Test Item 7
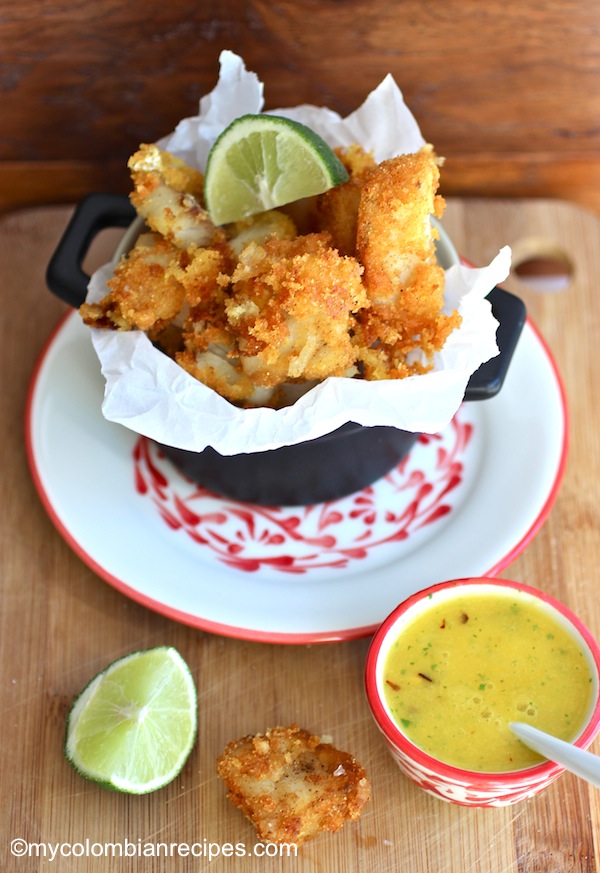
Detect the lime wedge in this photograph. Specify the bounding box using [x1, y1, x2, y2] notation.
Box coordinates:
[204, 113, 349, 225]
[64, 646, 197, 794]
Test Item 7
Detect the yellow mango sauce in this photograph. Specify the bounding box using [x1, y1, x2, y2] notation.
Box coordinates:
[383, 592, 593, 771]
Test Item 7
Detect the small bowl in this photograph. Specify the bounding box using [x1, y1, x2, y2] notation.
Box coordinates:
[46, 194, 526, 506]
[365, 577, 600, 806]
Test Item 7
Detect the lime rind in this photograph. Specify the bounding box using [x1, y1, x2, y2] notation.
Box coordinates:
[204, 113, 349, 225]
[64, 646, 198, 794]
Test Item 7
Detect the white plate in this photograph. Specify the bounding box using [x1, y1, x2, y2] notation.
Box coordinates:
[26, 312, 567, 643]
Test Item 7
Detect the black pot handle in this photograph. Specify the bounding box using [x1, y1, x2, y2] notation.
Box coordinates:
[46, 193, 136, 309]
[464, 285, 527, 401]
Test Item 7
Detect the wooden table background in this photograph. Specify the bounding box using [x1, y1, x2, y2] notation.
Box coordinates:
[2, 0, 600, 215]
[1, 196, 600, 872]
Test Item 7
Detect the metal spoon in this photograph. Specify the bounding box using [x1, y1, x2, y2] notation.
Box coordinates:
[510, 722, 600, 788]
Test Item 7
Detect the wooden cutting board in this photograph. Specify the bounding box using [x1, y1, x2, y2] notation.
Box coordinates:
[1, 197, 600, 872]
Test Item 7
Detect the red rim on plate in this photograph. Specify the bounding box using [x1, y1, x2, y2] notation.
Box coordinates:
[24, 312, 569, 644]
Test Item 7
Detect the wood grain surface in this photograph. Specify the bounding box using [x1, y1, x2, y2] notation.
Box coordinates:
[1, 197, 600, 871]
[2, 1, 600, 213]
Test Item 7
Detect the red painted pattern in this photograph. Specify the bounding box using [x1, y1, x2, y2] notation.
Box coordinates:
[133, 414, 473, 574]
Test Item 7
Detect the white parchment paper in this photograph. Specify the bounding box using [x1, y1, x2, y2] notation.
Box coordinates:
[86, 50, 511, 455]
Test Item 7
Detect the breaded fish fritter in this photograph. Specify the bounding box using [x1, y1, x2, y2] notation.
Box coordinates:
[226, 209, 298, 257]
[79, 233, 188, 334]
[176, 233, 368, 405]
[356, 145, 444, 308]
[314, 144, 377, 257]
[216, 725, 371, 846]
[128, 144, 222, 250]
[226, 234, 367, 382]
[353, 146, 460, 378]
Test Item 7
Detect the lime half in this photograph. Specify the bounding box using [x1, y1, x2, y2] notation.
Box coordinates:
[204, 113, 349, 225]
[65, 646, 198, 794]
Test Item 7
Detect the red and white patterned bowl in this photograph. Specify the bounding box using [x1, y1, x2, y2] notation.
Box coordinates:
[365, 577, 600, 806]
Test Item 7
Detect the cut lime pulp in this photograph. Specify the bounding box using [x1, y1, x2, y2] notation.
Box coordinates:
[64, 646, 198, 794]
[204, 113, 349, 225]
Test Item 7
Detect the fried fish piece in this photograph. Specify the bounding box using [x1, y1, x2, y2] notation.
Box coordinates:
[216, 725, 371, 846]
[176, 233, 367, 406]
[356, 145, 445, 307]
[225, 234, 367, 384]
[314, 144, 376, 257]
[128, 143, 222, 250]
[226, 209, 298, 257]
[174, 244, 279, 407]
[176, 332, 279, 408]
[79, 233, 188, 334]
[353, 146, 460, 378]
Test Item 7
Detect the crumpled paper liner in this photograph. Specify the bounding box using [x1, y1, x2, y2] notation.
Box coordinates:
[86, 49, 511, 455]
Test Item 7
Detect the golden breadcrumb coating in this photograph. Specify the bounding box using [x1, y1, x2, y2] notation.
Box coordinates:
[175, 233, 367, 405]
[353, 146, 460, 378]
[314, 144, 376, 257]
[128, 144, 223, 250]
[226, 234, 367, 380]
[79, 233, 188, 334]
[216, 725, 371, 846]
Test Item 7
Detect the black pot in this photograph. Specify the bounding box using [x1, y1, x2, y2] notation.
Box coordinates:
[47, 193, 526, 505]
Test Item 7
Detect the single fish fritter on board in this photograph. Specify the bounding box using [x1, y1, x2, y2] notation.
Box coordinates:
[216, 725, 371, 846]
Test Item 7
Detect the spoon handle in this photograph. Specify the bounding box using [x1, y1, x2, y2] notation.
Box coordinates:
[510, 722, 600, 789]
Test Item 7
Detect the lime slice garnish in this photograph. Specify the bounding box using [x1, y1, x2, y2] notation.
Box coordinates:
[204, 113, 349, 225]
[64, 646, 197, 794]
